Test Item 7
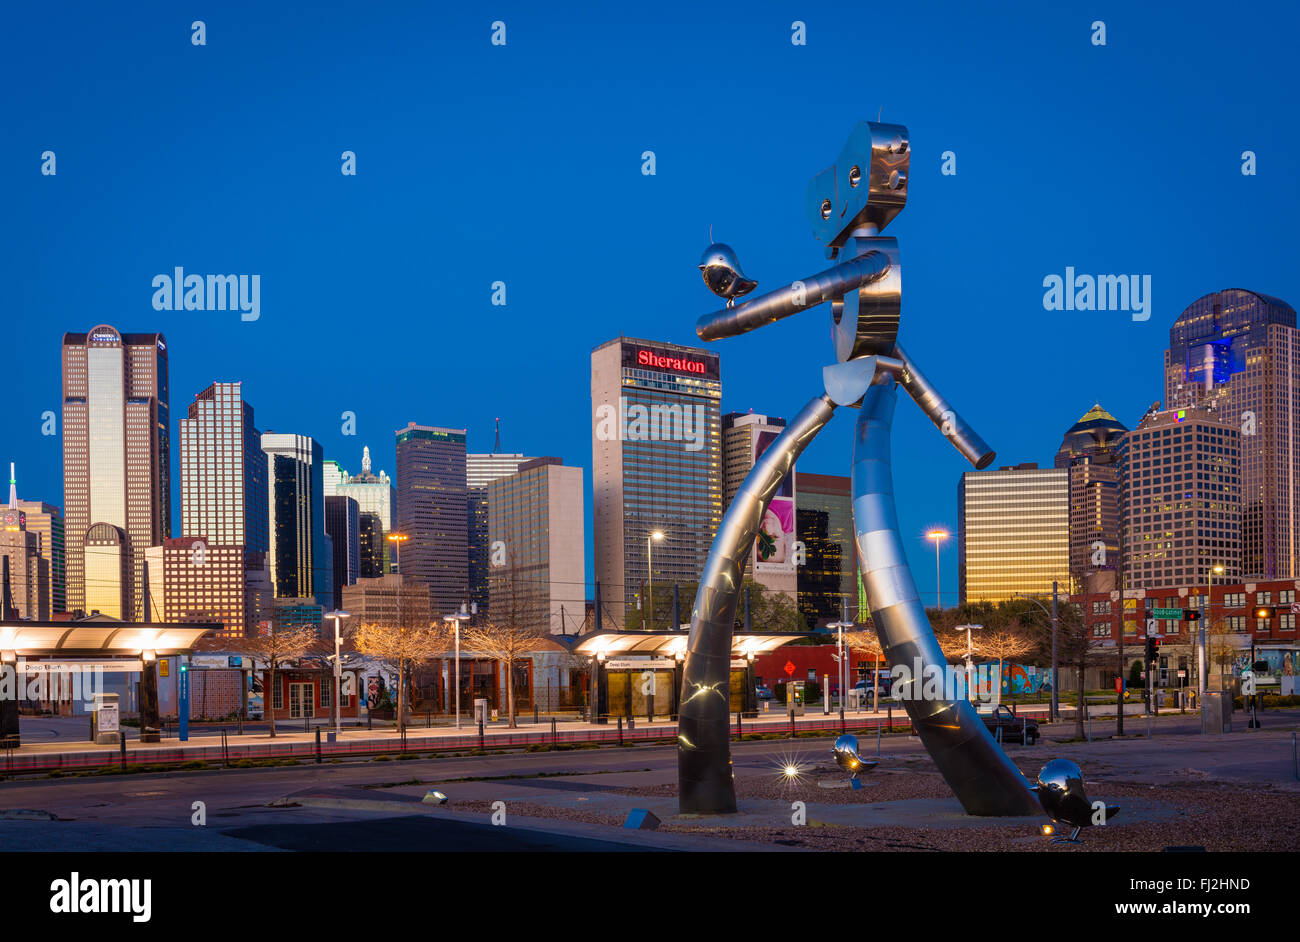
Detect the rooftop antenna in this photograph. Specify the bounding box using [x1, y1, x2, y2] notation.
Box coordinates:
[494, 417, 501, 453]
[7, 463, 15, 510]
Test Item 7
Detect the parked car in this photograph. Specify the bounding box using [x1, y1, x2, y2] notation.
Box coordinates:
[853, 678, 891, 698]
[755, 685, 774, 701]
[977, 704, 1039, 745]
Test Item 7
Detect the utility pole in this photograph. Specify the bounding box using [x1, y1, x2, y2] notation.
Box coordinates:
[1050, 581, 1059, 723]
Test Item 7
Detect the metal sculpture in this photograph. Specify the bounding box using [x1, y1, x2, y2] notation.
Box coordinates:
[678, 120, 1044, 816]
[1034, 758, 1119, 843]
[832, 734, 878, 788]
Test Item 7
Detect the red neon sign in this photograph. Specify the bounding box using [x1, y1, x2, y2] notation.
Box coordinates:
[636, 348, 706, 375]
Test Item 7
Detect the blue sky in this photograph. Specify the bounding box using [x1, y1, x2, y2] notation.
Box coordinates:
[4, 0, 1297, 607]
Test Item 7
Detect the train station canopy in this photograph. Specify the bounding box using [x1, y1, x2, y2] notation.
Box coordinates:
[0, 621, 218, 658]
[573, 630, 807, 660]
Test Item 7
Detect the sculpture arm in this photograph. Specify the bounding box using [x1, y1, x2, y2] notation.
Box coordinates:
[892, 343, 995, 470]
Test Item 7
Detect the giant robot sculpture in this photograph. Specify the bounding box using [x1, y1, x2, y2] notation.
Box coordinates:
[677, 121, 1043, 817]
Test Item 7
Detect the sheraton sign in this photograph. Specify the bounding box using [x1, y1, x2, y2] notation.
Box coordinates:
[622, 345, 718, 380]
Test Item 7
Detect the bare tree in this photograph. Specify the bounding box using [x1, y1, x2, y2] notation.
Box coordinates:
[843, 622, 885, 712]
[226, 627, 320, 738]
[353, 584, 443, 736]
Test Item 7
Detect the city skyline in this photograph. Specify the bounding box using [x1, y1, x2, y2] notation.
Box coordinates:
[6, 4, 1299, 611]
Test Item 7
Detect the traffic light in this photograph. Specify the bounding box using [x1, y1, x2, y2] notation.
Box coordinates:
[1144, 636, 1162, 662]
[1183, 609, 1200, 621]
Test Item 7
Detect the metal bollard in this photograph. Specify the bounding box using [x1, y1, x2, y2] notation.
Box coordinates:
[839, 707, 845, 734]
[789, 710, 795, 740]
[315, 727, 322, 763]
[478, 720, 485, 751]
[534, 706, 539, 725]
[617, 716, 623, 746]
[876, 720, 882, 756]
[426, 710, 431, 729]
[551, 716, 557, 746]
[736, 711, 742, 740]
[1293, 732, 1298, 781]
[120, 730, 127, 771]
[368, 710, 373, 730]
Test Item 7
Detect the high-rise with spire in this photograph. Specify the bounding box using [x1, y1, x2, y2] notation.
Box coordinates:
[1055, 403, 1128, 592]
[0, 464, 51, 620]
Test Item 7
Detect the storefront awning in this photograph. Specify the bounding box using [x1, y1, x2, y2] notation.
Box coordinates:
[573, 630, 808, 659]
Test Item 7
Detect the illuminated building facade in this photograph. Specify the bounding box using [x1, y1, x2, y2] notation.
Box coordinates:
[591, 337, 721, 627]
[958, 463, 1069, 603]
[1164, 289, 1299, 578]
[179, 382, 270, 636]
[262, 433, 333, 610]
[61, 326, 170, 621]
[1055, 403, 1127, 593]
[324, 446, 397, 572]
[795, 472, 856, 628]
[1118, 404, 1242, 589]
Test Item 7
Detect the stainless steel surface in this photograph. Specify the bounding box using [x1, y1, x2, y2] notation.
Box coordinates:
[696, 251, 890, 342]
[678, 394, 837, 814]
[852, 380, 1041, 816]
[698, 243, 757, 304]
[832, 733, 878, 778]
[831, 237, 901, 360]
[805, 122, 909, 252]
[1035, 758, 1119, 839]
[822, 355, 904, 407]
[893, 344, 996, 470]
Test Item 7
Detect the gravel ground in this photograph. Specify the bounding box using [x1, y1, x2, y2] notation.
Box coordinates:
[442, 755, 1300, 852]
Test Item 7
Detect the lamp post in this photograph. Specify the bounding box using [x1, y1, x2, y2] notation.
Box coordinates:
[647, 530, 665, 630]
[1201, 563, 1224, 702]
[1014, 585, 1059, 721]
[386, 531, 408, 575]
[827, 608, 854, 711]
[325, 610, 350, 736]
[956, 624, 983, 701]
[926, 529, 949, 610]
[444, 611, 471, 729]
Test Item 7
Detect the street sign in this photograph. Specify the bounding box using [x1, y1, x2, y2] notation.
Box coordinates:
[784, 660, 796, 677]
[1291, 602, 1300, 615]
[1152, 608, 1184, 619]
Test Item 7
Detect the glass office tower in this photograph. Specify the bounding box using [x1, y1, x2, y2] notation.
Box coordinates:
[262, 433, 333, 610]
[395, 423, 467, 616]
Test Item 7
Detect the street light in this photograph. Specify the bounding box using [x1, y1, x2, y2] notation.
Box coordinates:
[647, 530, 665, 631]
[325, 609, 350, 736]
[925, 529, 949, 610]
[955, 623, 983, 701]
[386, 531, 408, 574]
[1014, 584, 1060, 722]
[444, 609, 471, 729]
[827, 611, 855, 712]
[1201, 563, 1225, 705]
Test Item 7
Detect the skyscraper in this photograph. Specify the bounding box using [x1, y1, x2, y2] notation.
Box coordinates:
[1117, 403, 1242, 589]
[178, 382, 270, 636]
[1055, 403, 1128, 593]
[1164, 289, 1299, 578]
[467, 450, 532, 615]
[12, 465, 65, 616]
[722, 412, 796, 600]
[395, 422, 467, 616]
[1, 477, 50, 621]
[324, 445, 397, 571]
[262, 433, 333, 610]
[591, 337, 721, 627]
[487, 457, 585, 635]
[796, 472, 856, 628]
[358, 512, 384, 578]
[958, 463, 1069, 603]
[325, 495, 360, 610]
[62, 326, 170, 621]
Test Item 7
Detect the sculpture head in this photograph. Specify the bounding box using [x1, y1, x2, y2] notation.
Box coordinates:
[805, 121, 910, 257]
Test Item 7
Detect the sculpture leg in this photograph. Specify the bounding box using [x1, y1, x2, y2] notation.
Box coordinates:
[853, 379, 1040, 816]
[678, 394, 837, 814]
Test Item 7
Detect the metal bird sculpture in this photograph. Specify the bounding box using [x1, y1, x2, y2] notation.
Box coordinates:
[1033, 758, 1119, 843]
[698, 242, 757, 307]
